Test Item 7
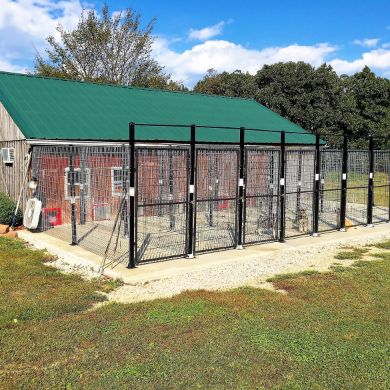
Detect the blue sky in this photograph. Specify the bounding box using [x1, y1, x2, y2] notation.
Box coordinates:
[1, 0, 390, 86]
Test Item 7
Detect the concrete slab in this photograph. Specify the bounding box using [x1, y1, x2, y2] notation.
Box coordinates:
[19, 222, 390, 286]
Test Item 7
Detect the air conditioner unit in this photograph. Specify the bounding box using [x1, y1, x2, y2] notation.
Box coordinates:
[1, 147, 15, 164]
[92, 203, 111, 221]
[24, 198, 42, 230]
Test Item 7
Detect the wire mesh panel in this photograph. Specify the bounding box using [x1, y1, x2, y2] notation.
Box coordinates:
[284, 149, 315, 237]
[318, 150, 343, 232]
[373, 150, 390, 223]
[195, 147, 238, 252]
[136, 147, 189, 262]
[31, 145, 129, 267]
[347, 151, 369, 226]
[244, 148, 279, 244]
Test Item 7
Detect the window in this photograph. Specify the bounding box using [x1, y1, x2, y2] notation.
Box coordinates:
[64, 167, 90, 199]
[111, 167, 127, 196]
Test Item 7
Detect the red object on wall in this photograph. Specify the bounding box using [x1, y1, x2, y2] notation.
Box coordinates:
[42, 207, 63, 226]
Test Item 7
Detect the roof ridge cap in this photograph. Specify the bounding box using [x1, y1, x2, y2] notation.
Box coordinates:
[0, 71, 254, 102]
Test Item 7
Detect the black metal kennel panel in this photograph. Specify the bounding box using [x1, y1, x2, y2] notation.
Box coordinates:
[346, 151, 369, 226]
[135, 147, 189, 262]
[284, 149, 315, 237]
[195, 148, 239, 252]
[373, 150, 390, 223]
[318, 150, 343, 232]
[31, 145, 130, 265]
[244, 148, 280, 244]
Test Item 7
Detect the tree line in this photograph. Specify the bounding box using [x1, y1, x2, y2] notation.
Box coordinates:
[35, 5, 389, 148]
[194, 65, 390, 148]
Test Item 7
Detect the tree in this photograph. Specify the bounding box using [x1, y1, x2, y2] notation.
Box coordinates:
[35, 4, 184, 90]
[195, 63, 390, 148]
[193, 69, 257, 98]
[255, 62, 345, 144]
[344, 67, 390, 148]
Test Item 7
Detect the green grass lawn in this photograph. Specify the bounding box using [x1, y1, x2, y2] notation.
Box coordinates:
[324, 171, 389, 206]
[1, 237, 390, 389]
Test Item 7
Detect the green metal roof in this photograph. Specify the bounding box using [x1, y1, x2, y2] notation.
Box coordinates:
[0, 71, 316, 144]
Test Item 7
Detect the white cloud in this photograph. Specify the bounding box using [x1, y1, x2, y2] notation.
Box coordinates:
[188, 20, 230, 41]
[352, 38, 379, 48]
[153, 38, 337, 85]
[0, 0, 88, 73]
[0, 58, 28, 73]
[330, 48, 390, 74]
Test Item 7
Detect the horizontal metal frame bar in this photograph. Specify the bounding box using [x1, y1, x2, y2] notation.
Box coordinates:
[196, 197, 237, 202]
[320, 188, 342, 193]
[346, 185, 372, 190]
[137, 200, 187, 207]
[285, 190, 315, 195]
[135, 139, 316, 147]
[245, 194, 279, 199]
[285, 230, 314, 238]
[133, 122, 315, 136]
[137, 252, 188, 264]
[195, 244, 236, 254]
[243, 238, 279, 246]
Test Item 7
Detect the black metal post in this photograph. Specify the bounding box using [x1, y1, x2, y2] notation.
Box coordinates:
[69, 147, 77, 245]
[279, 131, 286, 242]
[168, 149, 175, 229]
[312, 134, 321, 236]
[367, 135, 374, 226]
[158, 152, 163, 217]
[187, 124, 196, 258]
[79, 148, 86, 225]
[122, 145, 129, 236]
[339, 134, 348, 231]
[208, 154, 213, 227]
[128, 122, 136, 268]
[295, 151, 302, 223]
[269, 153, 275, 230]
[237, 126, 245, 249]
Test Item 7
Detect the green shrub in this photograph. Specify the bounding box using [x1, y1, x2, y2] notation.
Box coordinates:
[0, 192, 23, 226]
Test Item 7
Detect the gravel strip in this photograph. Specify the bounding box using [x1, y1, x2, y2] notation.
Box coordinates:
[107, 228, 390, 303]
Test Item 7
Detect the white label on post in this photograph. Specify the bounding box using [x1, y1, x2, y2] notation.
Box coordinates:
[239, 178, 244, 187]
[280, 178, 285, 186]
[369, 172, 373, 179]
[342, 173, 347, 180]
[129, 187, 135, 197]
[71, 196, 76, 204]
[298, 181, 302, 187]
[315, 173, 320, 181]
[189, 184, 195, 194]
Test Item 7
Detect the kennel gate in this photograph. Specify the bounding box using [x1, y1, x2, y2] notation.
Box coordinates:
[28, 127, 390, 268]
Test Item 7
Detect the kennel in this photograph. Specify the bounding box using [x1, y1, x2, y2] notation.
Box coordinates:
[0, 72, 389, 270]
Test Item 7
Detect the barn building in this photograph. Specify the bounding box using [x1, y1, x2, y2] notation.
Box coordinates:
[0, 71, 388, 268]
